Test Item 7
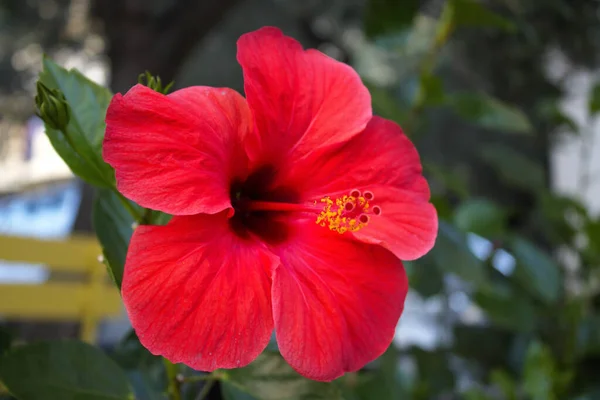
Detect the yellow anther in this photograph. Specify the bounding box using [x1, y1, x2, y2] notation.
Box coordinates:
[315, 191, 379, 234]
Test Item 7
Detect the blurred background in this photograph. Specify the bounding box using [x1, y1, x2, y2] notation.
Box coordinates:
[1, 0, 600, 399]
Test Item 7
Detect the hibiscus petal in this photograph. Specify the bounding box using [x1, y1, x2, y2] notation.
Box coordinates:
[352, 185, 438, 260]
[104, 84, 251, 216]
[272, 223, 407, 381]
[122, 212, 277, 371]
[236, 27, 371, 165]
[282, 116, 437, 260]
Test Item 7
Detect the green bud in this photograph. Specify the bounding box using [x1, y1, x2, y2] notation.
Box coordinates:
[35, 81, 71, 131]
[138, 71, 174, 94]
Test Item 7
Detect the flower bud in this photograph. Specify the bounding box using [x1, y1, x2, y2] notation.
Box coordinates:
[138, 71, 174, 94]
[35, 81, 71, 131]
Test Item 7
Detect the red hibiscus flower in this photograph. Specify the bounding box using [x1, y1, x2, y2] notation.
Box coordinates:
[103, 26, 437, 381]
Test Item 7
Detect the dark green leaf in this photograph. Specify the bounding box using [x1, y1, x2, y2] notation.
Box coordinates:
[510, 237, 561, 305]
[353, 345, 405, 400]
[448, 0, 516, 32]
[454, 198, 506, 237]
[453, 325, 513, 366]
[447, 92, 533, 134]
[38, 58, 114, 188]
[589, 82, 600, 115]
[0, 340, 133, 400]
[0, 327, 12, 357]
[407, 258, 444, 298]
[431, 221, 487, 285]
[474, 283, 536, 332]
[537, 99, 578, 133]
[480, 144, 546, 191]
[423, 163, 469, 200]
[223, 351, 343, 400]
[111, 331, 166, 400]
[364, 0, 420, 37]
[366, 82, 408, 126]
[523, 341, 556, 400]
[419, 73, 446, 106]
[576, 316, 600, 357]
[221, 382, 257, 400]
[93, 189, 140, 288]
[411, 348, 455, 393]
[490, 370, 517, 400]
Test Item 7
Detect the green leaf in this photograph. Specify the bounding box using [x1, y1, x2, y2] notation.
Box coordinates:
[0, 327, 12, 357]
[364, 0, 420, 37]
[480, 144, 546, 191]
[222, 351, 343, 400]
[38, 58, 115, 188]
[411, 348, 455, 394]
[447, 0, 516, 32]
[589, 81, 600, 115]
[510, 237, 561, 305]
[353, 345, 405, 400]
[365, 82, 408, 126]
[419, 73, 446, 106]
[111, 331, 166, 400]
[474, 283, 536, 332]
[431, 221, 487, 285]
[490, 370, 518, 400]
[0, 340, 133, 400]
[407, 258, 444, 298]
[523, 341, 556, 400]
[93, 189, 140, 288]
[423, 163, 469, 200]
[576, 316, 600, 357]
[453, 325, 513, 366]
[454, 198, 506, 237]
[447, 92, 533, 134]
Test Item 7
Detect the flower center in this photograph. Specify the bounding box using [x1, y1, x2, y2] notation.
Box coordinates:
[233, 188, 381, 235]
[229, 166, 381, 242]
[316, 189, 381, 234]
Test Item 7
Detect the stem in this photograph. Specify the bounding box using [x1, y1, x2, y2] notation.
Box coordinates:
[164, 358, 181, 400]
[182, 374, 219, 383]
[115, 191, 143, 221]
[405, 3, 455, 133]
[195, 379, 216, 400]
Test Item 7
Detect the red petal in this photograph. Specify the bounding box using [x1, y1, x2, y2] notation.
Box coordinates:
[237, 27, 371, 165]
[282, 116, 438, 260]
[104, 84, 251, 216]
[121, 212, 277, 371]
[353, 185, 438, 260]
[272, 222, 407, 381]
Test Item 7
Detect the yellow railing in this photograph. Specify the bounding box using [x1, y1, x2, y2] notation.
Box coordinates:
[0, 235, 122, 343]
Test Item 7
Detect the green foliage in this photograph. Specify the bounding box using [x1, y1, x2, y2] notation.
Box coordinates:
[445, 0, 516, 32]
[454, 198, 506, 238]
[588, 81, 600, 115]
[0, 328, 11, 358]
[16, 0, 600, 398]
[480, 144, 546, 191]
[431, 221, 487, 285]
[364, 0, 419, 37]
[221, 351, 343, 400]
[93, 189, 140, 288]
[510, 237, 561, 305]
[447, 92, 533, 134]
[38, 58, 115, 188]
[0, 340, 133, 400]
[138, 71, 174, 95]
[474, 283, 537, 332]
[111, 331, 167, 400]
